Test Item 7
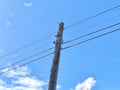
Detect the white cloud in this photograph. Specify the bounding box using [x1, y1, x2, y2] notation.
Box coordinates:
[2, 66, 31, 78]
[12, 77, 47, 88]
[0, 79, 6, 86]
[0, 66, 47, 90]
[57, 85, 62, 90]
[72, 77, 96, 90]
[6, 21, 12, 27]
[24, 2, 32, 7]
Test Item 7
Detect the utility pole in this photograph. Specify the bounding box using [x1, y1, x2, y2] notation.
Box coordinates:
[48, 22, 64, 90]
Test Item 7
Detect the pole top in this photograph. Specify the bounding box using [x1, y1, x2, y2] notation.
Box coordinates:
[59, 22, 64, 26]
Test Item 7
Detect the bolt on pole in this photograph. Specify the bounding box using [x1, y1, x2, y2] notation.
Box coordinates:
[48, 22, 64, 90]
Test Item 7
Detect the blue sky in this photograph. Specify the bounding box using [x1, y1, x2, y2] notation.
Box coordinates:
[0, 0, 120, 90]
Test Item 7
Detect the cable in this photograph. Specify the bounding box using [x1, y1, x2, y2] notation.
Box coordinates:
[64, 4, 120, 29]
[63, 22, 120, 44]
[0, 47, 54, 71]
[0, 31, 57, 59]
[1, 28, 120, 75]
[1, 4, 120, 59]
[0, 52, 54, 75]
[86, 14, 120, 28]
[62, 28, 120, 50]
[2, 4, 120, 59]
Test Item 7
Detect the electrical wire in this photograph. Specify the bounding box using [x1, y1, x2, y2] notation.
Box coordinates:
[1, 4, 120, 74]
[0, 31, 57, 59]
[2, 4, 120, 59]
[0, 52, 54, 75]
[64, 4, 120, 29]
[63, 22, 120, 44]
[0, 47, 54, 71]
[1, 28, 120, 75]
[62, 28, 120, 50]
[86, 14, 120, 28]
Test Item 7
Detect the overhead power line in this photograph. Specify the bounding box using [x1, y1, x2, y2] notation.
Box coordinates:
[1, 28, 120, 75]
[1, 4, 120, 59]
[0, 47, 54, 71]
[63, 22, 120, 44]
[0, 52, 54, 75]
[0, 32, 56, 59]
[62, 28, 120, 50]
[1, 3, 120, 75]
[64, 4, 120, 29]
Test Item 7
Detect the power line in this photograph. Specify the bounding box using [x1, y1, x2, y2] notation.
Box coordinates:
[0, 32, 56, 59]
[0, 47, 54, 71]
[63, 22, 120, 44]
[0, 52, 54, 75]
[1, 28, 120, 75]
[62, 28, 120, 50]
[1, 4, 120, 59]
[1, 6, 120, 74]
[64, 4, 120, 29]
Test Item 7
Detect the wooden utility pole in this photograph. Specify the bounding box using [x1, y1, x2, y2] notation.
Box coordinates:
[48, 22, 64, 90]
